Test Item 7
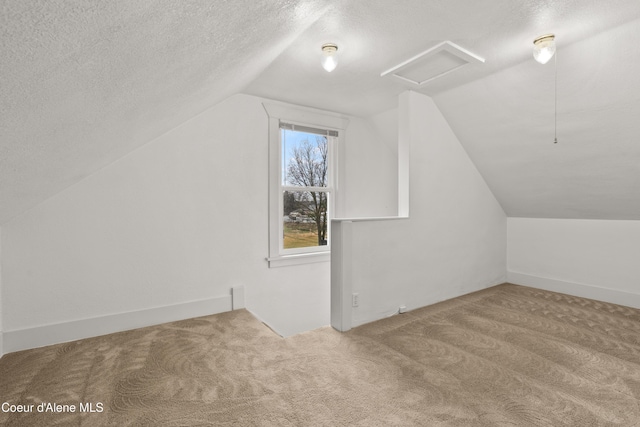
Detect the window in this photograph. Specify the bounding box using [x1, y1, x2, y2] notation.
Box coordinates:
[281, 124, 335, 251]
[264, 102, 348, 268]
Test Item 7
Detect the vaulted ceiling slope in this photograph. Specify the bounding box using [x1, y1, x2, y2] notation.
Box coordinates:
[0, 0, 333, 224]
[434, 17, 640, 220]
[2, 1, 639, 224]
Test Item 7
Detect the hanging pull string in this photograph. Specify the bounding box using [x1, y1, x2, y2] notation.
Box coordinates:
[554, 50, 558, 144]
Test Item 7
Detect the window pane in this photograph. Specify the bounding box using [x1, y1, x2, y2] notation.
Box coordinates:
[283, 191, 329, 249]
[282, 129, 328, 187]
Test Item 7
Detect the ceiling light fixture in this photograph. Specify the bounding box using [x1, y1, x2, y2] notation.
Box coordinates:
[533, 34, 556, 64]
[533, 34, 558, 143]
[321, 43, 338, 72]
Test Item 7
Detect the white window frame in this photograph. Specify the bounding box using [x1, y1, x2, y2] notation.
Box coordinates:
[280, 123, 335, 257]
[263, 102, 349, 268]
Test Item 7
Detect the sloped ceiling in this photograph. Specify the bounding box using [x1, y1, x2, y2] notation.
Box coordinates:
[2, 0, 640, 224]
[435, 19, 640, 220]
[0, 0, 332, 224]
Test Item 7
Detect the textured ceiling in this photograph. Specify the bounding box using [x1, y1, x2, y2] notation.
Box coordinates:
[435, 18, 640, 220]
[2, 0, 640, 223]
[0, 0, 331, 224]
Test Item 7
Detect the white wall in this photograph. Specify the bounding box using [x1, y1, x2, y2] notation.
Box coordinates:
[508, 218, 640, 307]
[342, 109, 398, 217]
[334, 91, 507, 328]
[0, 230, 3, 358]
[0, 93, 396, 353]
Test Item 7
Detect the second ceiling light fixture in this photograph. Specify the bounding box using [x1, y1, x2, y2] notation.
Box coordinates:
[533, 34, 558, 144]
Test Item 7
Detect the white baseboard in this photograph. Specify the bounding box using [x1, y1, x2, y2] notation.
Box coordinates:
[507, 272, 640, 310]
[350, 277, 505, 329]
[3, 295, 232, 355]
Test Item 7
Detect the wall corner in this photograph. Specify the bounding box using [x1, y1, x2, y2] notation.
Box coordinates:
[330, 220, 353, 332]
[397, 91, 412, 217]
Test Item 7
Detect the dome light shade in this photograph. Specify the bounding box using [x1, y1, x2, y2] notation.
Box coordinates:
[533, 34, 556, 64]
[321, 43, 338, 72]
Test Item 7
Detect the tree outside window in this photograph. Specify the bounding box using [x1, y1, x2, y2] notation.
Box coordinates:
[282, 130, 330, 249]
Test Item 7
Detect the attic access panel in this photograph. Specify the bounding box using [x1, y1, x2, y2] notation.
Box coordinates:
[381, 41, 485, 85]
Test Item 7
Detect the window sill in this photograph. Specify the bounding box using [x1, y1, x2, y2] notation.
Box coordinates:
[266, 251, 330, 268]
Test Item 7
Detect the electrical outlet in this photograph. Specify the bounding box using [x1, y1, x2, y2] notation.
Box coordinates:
[352, 293, 359, 307]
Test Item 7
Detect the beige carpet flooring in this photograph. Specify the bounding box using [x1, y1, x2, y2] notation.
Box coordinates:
[1, 283, 640, 426]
